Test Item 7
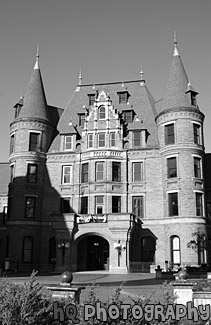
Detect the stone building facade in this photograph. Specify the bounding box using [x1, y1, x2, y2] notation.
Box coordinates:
[0, 38, 210, 273]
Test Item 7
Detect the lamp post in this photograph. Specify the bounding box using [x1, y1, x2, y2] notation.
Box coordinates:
[58, 240, 69, 266]
[114, 240, 126, 267]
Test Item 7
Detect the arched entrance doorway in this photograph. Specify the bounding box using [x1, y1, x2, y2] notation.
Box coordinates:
[77, 235, 109, 271]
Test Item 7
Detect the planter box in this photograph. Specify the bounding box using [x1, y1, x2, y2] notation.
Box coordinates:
[193, 291, 211, 307]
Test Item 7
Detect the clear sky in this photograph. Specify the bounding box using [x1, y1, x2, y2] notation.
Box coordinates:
[0, 0, 210, 161]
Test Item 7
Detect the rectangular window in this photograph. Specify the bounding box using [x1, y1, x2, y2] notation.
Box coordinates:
[60, 197, 72, 213]
[80, 197, 88, 214]
[3, 206, 8, 225]
[10, 165, 14, 183]
[191, 94, 197, 106]
[88, 134, 93, 148]
[27, 164, 38, 183]
[165, 124, 175, 145]
[112, 162, 121, 182]
[62, 166, 72, 184]
[25, 197, 36, 218]
[64, 135, 72, 150]
[96, 162, 104, 181]
[10, 134, 15, 154]
[81, 163, 88, 183]
[194, 157, 201, 178]
[123, 110, 133, 123]
[196, 193, 203, 216]
[167, 157, 177, 178]
[132, 196, 144, 218]
[110, 132, 116, 147]
[112, 196, 121, 213]
[88, 94, 95, 106]
[95, 196, 104, 214]
[133, 162, 143, 182]
[29, 133, 40, 151]
[78, 114, 85, 128]
[193, 124, 201, 145]
[98, 133, 105, 147]
[23, 237, 33, 263]
[133, 131, 141, 147]
[169, 192, 178, 216]
[118, 92, 128, 104]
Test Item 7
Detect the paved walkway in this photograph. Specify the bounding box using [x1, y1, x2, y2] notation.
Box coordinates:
[7, 271, 170, 302]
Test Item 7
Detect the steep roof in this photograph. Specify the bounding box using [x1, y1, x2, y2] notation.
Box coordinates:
[156, 39, 198, 114]
[49, 79, 159, 152]
[18, 53, 50, 122]
[0, 163, 10, 194]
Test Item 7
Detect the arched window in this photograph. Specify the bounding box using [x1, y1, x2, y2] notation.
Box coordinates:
[49, 237, 56, 264]
[99, 106, 105, 120]
[171, 236, 180, 265]
[141, 236, 155, 262]
[22, 236, 33, 263]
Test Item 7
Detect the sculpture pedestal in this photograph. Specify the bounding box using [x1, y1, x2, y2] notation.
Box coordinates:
[47, 285, 85, 303]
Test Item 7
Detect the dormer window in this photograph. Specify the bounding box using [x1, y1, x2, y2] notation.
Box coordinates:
[78, 114, 85, 127]
[64, 135, 73, 150]
[99, 106, 106, 120]
[88, 94, 95, 106]
[122, 110, 133, 123]
[191, 93, 197, 107]
[117, 91, 129, 104]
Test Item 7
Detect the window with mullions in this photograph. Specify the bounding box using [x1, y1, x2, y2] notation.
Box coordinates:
[133, 131, 141, 147]
[25, 197, 36, 218]
[118, 92, 129, 104]
[96, 162, 104, 181]
[99, 106, 106, 119]
[171, 236, 181, 265]
[29, 132, 40, 151]
[22, 236, 33, 263]
[88, 134, 94, 148]
[62, 166, 72, 184]
[167, 157, 177, 178]
[88, 94, 95, 106]
[81, 163, 88, 183]
[78, 114, 85, 128]
[193, 124, 201, 145]
[98, 133, 105, 148]
[168, 192, 178, 216]
[110, 132, 116, 147]
[112, 162, 121, 182]
[196, 192, 203, 216]
[123, 110, 133, 123]
[80, 196, 88, 214]
[132, 196, 144, 218]
[165, 124, 175, 145]
[133, 162, 143, 182]
[95, 196, 104, 214]
[64, 135, 72, 150]
[194, 157, 201, 178]
[27, 164, 38, 183]
[112, 196, 121, 213]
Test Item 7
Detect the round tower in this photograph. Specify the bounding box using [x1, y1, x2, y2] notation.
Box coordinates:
[8, 49, 54, 271]
[156, 36, 206, 268]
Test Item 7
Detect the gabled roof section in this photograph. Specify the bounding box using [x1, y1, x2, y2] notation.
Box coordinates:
[18, 50, 50, 122]
[49, 78, 159, 152]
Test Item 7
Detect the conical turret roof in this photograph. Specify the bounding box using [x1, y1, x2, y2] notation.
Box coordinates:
[161, 36, 191, 111]
[18, 49, 50, 122]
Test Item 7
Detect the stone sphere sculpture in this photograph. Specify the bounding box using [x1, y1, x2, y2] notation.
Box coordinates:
[61, 271, 73, 284]
[177, 269, 188, 280]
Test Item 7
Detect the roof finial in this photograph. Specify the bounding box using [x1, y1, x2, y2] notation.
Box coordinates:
[34, 45, 40, 70]
[140, 66, 145, 85]
[78, 69, 82, 85]
[173, 30, 179, 56]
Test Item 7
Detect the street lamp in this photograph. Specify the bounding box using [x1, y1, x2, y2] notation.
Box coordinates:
[58, 240, 69, 266]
